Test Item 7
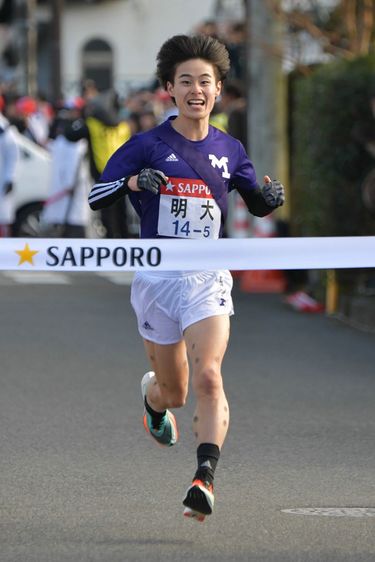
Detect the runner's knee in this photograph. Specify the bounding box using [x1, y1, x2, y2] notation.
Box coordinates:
[192, 365, 223, 399]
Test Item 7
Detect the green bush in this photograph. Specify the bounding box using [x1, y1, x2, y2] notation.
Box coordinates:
[290, 55, 375, 237]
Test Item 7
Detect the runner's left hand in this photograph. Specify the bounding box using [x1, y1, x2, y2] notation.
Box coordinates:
[261, 176, 285, 208]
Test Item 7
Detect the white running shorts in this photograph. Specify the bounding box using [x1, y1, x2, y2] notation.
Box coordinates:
[130, 270, 234, 344]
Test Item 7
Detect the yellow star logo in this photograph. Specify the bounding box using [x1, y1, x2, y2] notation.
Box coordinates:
[15, 243, 39, 266]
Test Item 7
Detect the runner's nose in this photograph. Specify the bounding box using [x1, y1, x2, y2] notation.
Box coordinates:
[190, 81, 203, 94]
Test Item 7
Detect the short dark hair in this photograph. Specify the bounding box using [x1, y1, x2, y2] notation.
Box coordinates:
[156, 34, 231, 89]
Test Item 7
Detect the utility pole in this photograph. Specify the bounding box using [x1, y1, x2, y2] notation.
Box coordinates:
[15, 0, 37, 96]
[246, 0, 289, 219]
[26, 0, 37, 96]
[51, 0, 63, 100]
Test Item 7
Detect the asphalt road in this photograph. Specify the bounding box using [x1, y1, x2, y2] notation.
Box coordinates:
[1, 272, 375, 562]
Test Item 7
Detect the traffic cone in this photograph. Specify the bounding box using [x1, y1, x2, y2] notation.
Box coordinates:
[240, 268, 287, 293]
[232, 192, 251, 238]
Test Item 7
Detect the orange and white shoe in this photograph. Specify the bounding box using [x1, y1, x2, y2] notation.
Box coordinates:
[183, 479, 214, 522]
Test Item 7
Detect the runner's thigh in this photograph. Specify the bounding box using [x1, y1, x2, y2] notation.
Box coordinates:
[143, 338, 189, 396]
[184, 315, 230, 366]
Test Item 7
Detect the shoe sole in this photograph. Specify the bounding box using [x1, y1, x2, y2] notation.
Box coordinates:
[141, 371, 155, 401]
[182, 482, 214, 517]
[183, 507, 206, 522]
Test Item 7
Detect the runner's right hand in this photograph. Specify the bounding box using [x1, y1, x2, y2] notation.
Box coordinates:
[137, 168, 168, 195]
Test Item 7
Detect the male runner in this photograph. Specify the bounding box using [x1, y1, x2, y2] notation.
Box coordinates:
[89, 34, 284, 522]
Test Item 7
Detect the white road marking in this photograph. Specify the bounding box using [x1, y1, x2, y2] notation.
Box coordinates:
[2, 272, 70, 284]
[95, 272, 134, 285]
[0, 271, 135, 286]
[281, 508, 375, 517]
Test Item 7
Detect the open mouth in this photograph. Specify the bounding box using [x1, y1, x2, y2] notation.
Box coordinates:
[187, 99, 205, 107]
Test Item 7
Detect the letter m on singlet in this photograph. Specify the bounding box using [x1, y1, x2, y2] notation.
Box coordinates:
[208, 154, 230, 179]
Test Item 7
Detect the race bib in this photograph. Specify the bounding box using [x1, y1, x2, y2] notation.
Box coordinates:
[157, 178, 221, 239]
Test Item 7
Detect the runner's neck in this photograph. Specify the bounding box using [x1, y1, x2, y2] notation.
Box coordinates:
[171, 116, 209, 142]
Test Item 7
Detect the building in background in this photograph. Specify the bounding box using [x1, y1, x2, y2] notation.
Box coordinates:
[0, 0, 217, 99]
[62, 0, 216, 96]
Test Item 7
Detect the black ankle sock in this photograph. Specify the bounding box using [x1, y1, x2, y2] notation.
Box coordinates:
[144, 397, 166, 431]
[194, 443, 220, 485]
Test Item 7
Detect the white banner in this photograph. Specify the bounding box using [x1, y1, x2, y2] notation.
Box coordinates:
[0, 237, 374, 272]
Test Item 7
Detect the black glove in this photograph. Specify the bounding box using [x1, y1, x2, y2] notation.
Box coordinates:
[261, 179, 285, 208]
[137, 168, 167, 195]
[4, 181, 13, 195]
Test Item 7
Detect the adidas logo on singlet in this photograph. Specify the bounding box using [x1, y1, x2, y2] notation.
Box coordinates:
[165, 153, 179, 162]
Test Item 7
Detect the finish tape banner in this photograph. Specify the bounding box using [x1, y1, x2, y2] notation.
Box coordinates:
[1, 237, 374, 272]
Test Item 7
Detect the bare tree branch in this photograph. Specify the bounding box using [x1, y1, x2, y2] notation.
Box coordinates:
[264, 0, 374, 63]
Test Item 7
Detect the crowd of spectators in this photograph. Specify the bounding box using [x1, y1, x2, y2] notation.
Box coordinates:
[0, 18, 247, 141]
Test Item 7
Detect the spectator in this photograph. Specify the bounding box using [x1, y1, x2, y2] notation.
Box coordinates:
[65, 80, 132, 238]
[40, 99, 90, 238]
[27, 92, 54, 147]
[14, 96, 40, 144]
[195, 20, 220, 39]
[222, 79, 247, 150]
[139, 109, 158, 132]
[3, 94, 32, 136]
[277, 219, 324, 312]
[209, 80, 247, 137]
[154, 88, 178, 123]
[225, 22, 247, 82]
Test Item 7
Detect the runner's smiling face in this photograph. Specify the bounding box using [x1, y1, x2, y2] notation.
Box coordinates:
[167, 59, 221, 121]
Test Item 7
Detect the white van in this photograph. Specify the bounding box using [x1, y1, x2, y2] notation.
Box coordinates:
[12, 130, 51, 236]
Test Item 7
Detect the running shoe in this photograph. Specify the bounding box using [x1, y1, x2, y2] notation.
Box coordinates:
[141, 371, 178, 447]
[183, 479, 214, 522]
[284, 291, 324, 313]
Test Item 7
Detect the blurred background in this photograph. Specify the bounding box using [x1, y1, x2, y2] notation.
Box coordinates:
[0, 0, 374, 323]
